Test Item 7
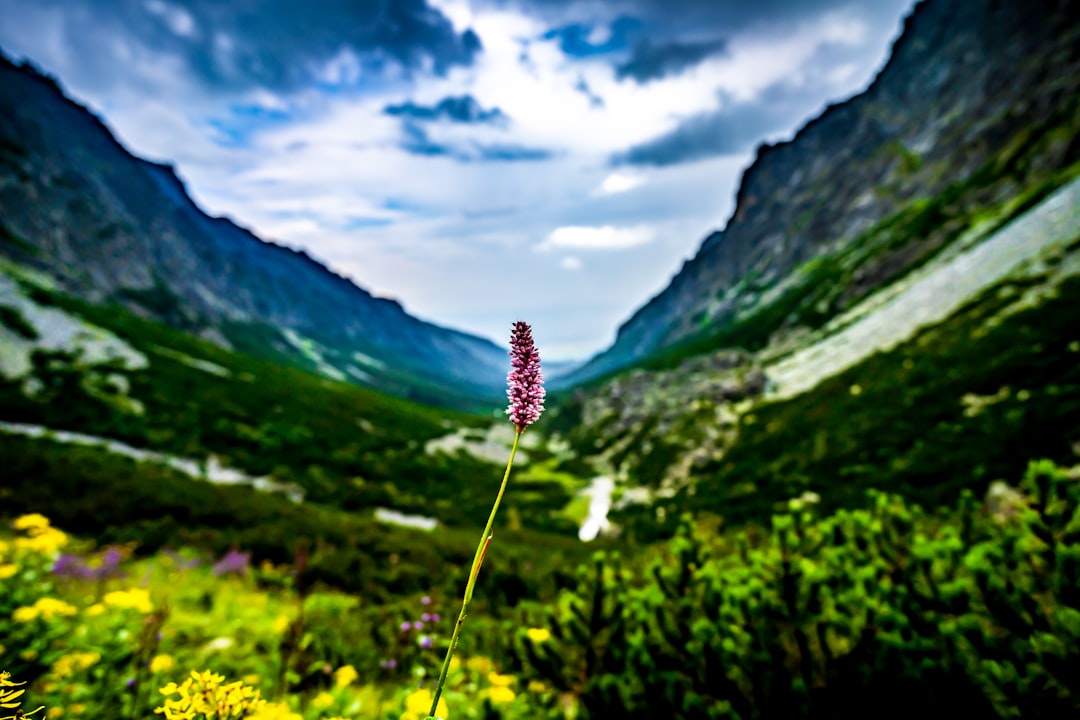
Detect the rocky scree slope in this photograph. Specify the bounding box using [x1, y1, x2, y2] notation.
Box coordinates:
[571, 0, 1080, 383]
[0, 54, 506, 403]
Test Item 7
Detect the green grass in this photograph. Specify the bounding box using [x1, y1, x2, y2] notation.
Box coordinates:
[0, 281, 589, 536]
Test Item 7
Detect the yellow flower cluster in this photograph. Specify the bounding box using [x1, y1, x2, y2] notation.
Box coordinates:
[332, 665, 357, 689]
[51, 652, 100, 680]
[150, 655, 176, 674]
[11, 515, 67, 555]
[485, 673, 516, 704]
[525, 627, 551, 643]
[248, 701, 301, 720]
[402, 688, 449, 720]
[156, 670, 266, 720]
[0, 565, 16, 580]
[1, 671, 44, 719]
[12, 598, 78, 623]
[103, 588, 153, 613]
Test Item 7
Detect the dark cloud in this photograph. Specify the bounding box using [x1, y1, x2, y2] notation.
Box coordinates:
[384, 95, 508, 125]
[615, 37, 728, 83]
[397, 121, 552, 162]
[0, 0, 481, 93]
[613, 84, 833, 166]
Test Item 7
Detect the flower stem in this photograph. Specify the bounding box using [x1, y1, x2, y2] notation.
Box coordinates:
[428, 427, 523, 719]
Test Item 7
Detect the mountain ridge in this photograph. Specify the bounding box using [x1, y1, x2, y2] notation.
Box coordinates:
[567, 0, 1080, 384]
[0, 52, 506, 405]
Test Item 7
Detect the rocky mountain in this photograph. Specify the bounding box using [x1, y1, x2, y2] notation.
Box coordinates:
[546, 0, 1080, 539]
[0, 53, 506, 405]
[569, 0, 1080, 384]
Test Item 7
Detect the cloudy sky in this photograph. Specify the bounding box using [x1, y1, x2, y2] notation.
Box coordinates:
[0, 0, 915, 360]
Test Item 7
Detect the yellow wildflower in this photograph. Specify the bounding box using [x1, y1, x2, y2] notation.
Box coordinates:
[0, 565, 16, 580]
[403, 688, 449, 720]
[464, 656, 492, 674]
[13, 526, 67, 554]
[311, 692, 334, 710]
[12, 514, 50, 531]
[85, 604, 106, 617]
[47, 707, 64, 719]
[149, 655, 175, 674]
[272, 615, 291, 634]
[249, 701, 301, 720]
[525, 627, 551, 644]
[333, 665, 358, 689]
[156, 670, 264, 720]
[242, 674, 262, 687]
[487, 672, 514, 687]
[486, 686, 516, 704]
[527, 680, 550, 694]
[103, 588, 153, 613]
[51, 652, 100, 680]
[1, 671, 45, 719]
[12, 598, 78, 623]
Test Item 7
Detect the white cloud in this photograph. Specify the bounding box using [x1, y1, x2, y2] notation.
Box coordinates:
[144, 0, 196, 38]
[561, 256, 583, 270]
[596, 171, 647, 195]
[540, 225, 656, 251]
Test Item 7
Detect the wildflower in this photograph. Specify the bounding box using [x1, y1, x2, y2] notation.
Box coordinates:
[404, 689, 448, 720]
[421, 596, 431, 606]
[155, 670, 264, 720]
[102, 588, 153, 613]
[1, 671, 45, 719]
[149, 655, 175, 674]
[51, 652, 100, 680]
[525, 627, 551, 644]
[527, 680, 549, 694]
[12, 514, 49, 531]
[487, 686, 516, 704]
[0, 565, 16, 580]
[273, 615, 291, 634]
[505, 321, 545, 429]
[12, 598, 77, 623]
[488, 672, 514, 687]
[333, 665, 357, 689]
[432, 613, 440, 622]
[212, 549, 251, 577]
[311, 692, 334, 710]
[249, 701, 301, 720]
[421, 613, 431, 622]
[413, 620, 424, 630]
[418, 635, 433, 649]
[399, 621, 411, 633]
[85, 604, 105, 617]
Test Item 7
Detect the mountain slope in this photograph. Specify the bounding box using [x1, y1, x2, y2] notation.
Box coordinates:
[570, 0, 1080, 383]
[0, 53, 505, 405]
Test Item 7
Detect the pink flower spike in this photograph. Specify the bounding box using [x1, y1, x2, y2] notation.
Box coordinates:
[505, 321, 545, 429]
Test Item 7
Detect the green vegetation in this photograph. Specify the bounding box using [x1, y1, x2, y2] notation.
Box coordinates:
[645, 258, 1080, 537]
[0, 283, 582, 535]
[0, 303, 37, 339]
[519, 460, 1080, 718]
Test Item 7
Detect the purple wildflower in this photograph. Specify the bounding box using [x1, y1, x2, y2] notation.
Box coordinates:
[432, 614, 441, 622]
[380, 658, 398, 670]
[212, 549, 251, 577]
[52, 553, 92, 580]
[422, 613, 431, 622]
[421, 596, 431, 606]
[400, 621, 411, 632]
[419, 635, 433, 649]
[505, 321, 545, 429]
[413, 620, 424, 630]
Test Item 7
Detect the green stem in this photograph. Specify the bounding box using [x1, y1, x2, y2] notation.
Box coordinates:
[428, 426, 523, 719]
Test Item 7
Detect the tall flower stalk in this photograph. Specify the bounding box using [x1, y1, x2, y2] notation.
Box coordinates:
[427, 321, 545, 719]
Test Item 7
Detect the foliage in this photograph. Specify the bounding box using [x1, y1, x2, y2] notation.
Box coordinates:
[517, 461, 1080, 719]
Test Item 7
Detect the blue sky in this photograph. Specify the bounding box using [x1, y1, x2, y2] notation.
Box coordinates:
[0, 0, 915, 360]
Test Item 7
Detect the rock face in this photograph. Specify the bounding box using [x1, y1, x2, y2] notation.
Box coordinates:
[0, 54, 506, 401]
[572, 0, 1080, 382]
